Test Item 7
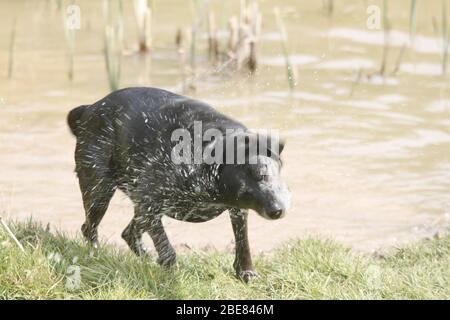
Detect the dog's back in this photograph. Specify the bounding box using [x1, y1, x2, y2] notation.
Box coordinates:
[68, 87, 244, 139]
[67, 87, 245, 194]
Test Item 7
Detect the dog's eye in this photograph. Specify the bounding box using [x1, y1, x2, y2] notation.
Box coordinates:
[252, 166, 268, 182]
[254, 172, 264, 181]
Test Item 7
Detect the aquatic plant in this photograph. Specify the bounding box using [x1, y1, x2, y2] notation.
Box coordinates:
[175, 0, 262, 80]
[432, 1, 449, 75]
[235, 0, 261, 73]
[379, 0, 390, 76]
[63, 9, 76, 81]
[409, 0, 418, 44]
[322, 0, 334, 17]
[441, 0, 449, 75]
[349, 68, 363, 98]
[274, 7, 296, 91]
[392, 44, 407, 76]
[133, 0, 153, 52]
[7, 18, 17, 79]
[103, 0, 124, 91]
[56, 0, 63, 11]
[189, 0, 206, 73]
[175, 28, 190, 92]
[207, 7, 219, 64]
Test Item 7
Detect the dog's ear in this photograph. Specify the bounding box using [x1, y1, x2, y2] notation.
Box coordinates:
[214, 130, 285, 164]
[68, 105, 89, 136]
[231, 131, 259, 164]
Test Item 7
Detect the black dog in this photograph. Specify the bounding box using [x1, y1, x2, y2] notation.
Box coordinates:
[68, 87, 290, 282]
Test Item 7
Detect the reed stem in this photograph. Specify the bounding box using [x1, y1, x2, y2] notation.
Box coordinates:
[442, 0, 448, 75]
[274, 7, 296, 91]
[409, 0, 418, 44]
[380, 0, 390, 76]
[7, 18, 17, 79]
[103, 0, 123, 91]
[133, 0, 153, 52]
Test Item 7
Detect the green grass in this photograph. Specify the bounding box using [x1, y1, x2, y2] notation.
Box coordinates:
[0, 220, 449, 299]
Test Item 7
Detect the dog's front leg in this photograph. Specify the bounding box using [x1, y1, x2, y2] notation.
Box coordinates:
[229, 208, 257, 283]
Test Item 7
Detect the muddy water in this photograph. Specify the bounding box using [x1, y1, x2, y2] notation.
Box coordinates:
[0, 0, 449, 252]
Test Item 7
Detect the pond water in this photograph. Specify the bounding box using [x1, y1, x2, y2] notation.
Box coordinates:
[0, 0, 449, 252]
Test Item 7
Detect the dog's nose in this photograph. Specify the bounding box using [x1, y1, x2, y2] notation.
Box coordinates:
[268, 209, 284, 219]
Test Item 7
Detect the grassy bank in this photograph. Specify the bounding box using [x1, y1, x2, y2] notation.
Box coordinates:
[0, 220, 449, 299]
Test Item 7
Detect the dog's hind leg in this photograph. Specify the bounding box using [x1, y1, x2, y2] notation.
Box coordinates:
[71, 104, 118, 248]
[147, 215, 177, 267]
[78, 170, 116, 248]
[122, 204, 176, 267]
[121, 207, 151, 257]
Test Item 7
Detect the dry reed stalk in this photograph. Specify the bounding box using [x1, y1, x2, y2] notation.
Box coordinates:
[7, 18, 17, 79]
[134, 0, 153, 52]
[392, 44, 407, 75]
[103, 0, 124, 91]
[274, 7, 296, 91]
[0, 217, 25, 253]
[207, 9, 220, 64]
[227, 0, 261, 74]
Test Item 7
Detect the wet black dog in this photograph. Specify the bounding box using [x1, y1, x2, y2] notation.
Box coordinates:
[68, 87, 290, 282]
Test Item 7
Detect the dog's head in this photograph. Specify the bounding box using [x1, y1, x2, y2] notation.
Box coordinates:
[217, 131, 291, 219]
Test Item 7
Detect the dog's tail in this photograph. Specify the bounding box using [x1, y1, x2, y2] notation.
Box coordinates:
[67, 105, 88, 136]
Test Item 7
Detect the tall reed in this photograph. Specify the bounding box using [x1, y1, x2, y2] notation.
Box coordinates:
[133, 0, 153, 52]
[103, 0, 124, 91]
[227, 0, 262, 74]
[207, 7, 219, 64]
[392, 44, 407, 75]
[322, 0, 334, 17]
[63, 10, 76, 81]
[409, 0, 418, 44]
[441, 0, 449, 75]
[274, 7, 296, 91]
[379, 0, 390, 76]
[190, 0, 204, 72]
[175, 28, 189, 92]
[56, 0, 63, 11]
[7, 18, 17, 79]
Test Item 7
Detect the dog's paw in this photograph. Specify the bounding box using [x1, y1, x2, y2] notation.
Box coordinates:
[237, 270, 259, 283]
[90, 240, 99, 249]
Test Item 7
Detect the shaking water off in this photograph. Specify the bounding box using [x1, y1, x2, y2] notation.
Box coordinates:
[0, 0, 449, 253]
